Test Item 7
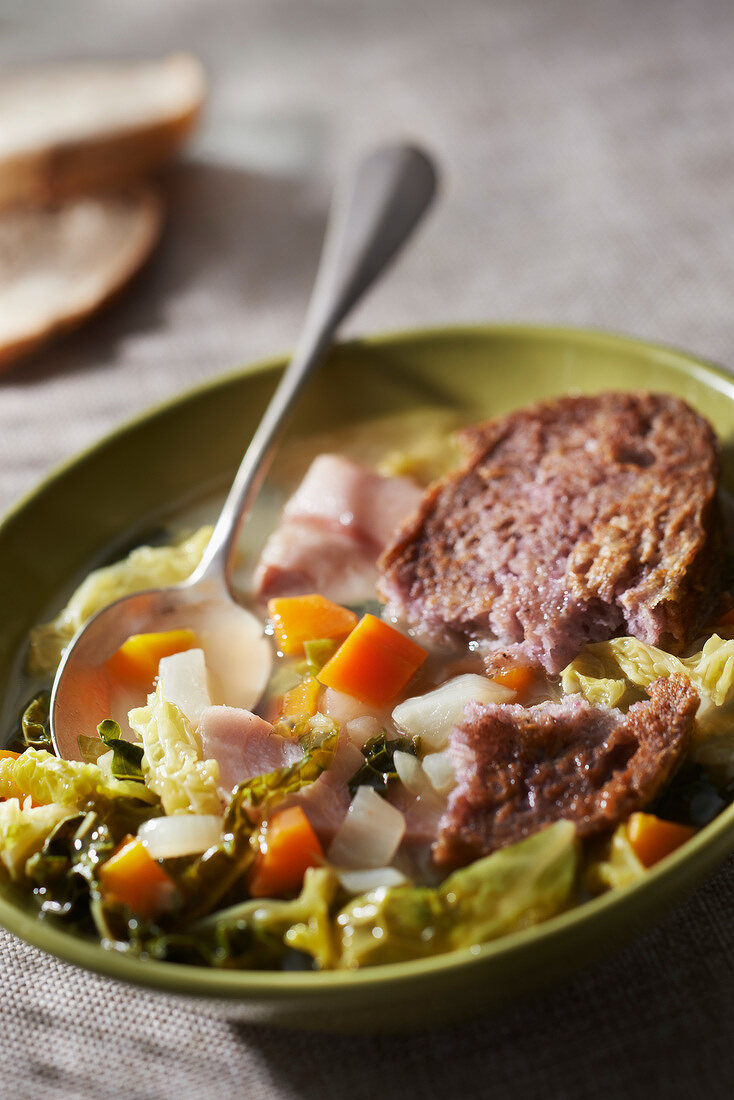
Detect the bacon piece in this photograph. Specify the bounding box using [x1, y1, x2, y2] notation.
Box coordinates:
[199, 705, 302, 794]
[283, 455, 423, 548]
[255, 455, 422, 603]
[292, 734, 364, 843]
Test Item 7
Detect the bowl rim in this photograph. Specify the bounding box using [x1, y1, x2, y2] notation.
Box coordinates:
[2, 320, 734, 1004]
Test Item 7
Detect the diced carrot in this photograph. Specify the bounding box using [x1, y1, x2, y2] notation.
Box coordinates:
[317, 613, 427, 707]
[267, 594, 358, 656]
[627, 812, 696, 868]
[280, 675, 321, 719]
[105, 628, 198, 689]
[492, 665, 536, 699]
[0, 750, 20, 760]
[249, 806, 324, 898]
[99, 836, 177, 919]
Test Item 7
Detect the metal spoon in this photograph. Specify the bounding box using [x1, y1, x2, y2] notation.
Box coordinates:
[50, 143, 438, 760]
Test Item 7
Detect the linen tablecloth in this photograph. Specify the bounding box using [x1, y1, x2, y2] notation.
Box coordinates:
[2, 1, 734, 1095]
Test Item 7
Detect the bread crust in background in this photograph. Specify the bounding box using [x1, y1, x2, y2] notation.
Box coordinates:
[0, 54, 204, 209]
[0, 53, 205, 367]
[0, 187, 164, 367]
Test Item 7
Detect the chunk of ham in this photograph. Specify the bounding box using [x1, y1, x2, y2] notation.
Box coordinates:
[254, 455, 422, 603]
[283, 455, 423, 548]
[295, 733, 444, 851]
[199, 705, 302, 795]
[255, 523, 378, 605]
[291, 733, 364, 844]
[199, 702, 441, 854]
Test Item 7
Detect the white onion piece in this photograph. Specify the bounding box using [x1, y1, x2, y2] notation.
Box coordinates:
[393, 751, 445, 813]
[337, 866, 408, 894]
[327, 787, 405, 869]
[158, 648, 212, 728]
[393, 750, 429, 796]
[322, 687, 387, 727]
[138, 814, 223, 859]
[392, 673, 514, 750]
[96, 748, 114, 777]
[186, 600, 271, 712]
[345, 715, 382, 747]
[422, 750, 457, 794]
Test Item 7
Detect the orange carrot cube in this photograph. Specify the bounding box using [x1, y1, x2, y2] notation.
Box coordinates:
[492, 665, 536, 699]
[105, 629, 198, 689]
[267, 594, 358, 656]
[99, 836, 176, 919]
[317, 613, 427, 707]
[627, 812, 695, 868]
[249, 806, 324, 898]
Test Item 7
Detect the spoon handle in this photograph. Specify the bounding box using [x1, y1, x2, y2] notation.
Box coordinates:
[190, 143, 438, 588]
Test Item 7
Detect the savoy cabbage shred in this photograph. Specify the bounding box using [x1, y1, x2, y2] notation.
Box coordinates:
[129, 687, 221, 816]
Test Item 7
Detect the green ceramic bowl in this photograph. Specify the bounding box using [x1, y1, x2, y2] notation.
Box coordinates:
[2, 324, 734, 1032]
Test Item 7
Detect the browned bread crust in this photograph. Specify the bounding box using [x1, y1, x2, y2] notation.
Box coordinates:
[378, 392, 724, 673]
[434, 673, 699, 868]
[0, 54, 204, 209]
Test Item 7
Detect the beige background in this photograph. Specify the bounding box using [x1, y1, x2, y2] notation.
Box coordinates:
[1, 0, 734, 1096]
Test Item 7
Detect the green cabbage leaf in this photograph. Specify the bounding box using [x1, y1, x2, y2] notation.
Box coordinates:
[128, 685, 221, 816]
[337, 820, 579, 968]
[27, 796, 162, 923]
[0, 798, 74, 881]
[561, 633, 734, 710]
[189, 867, 340, 969]
[0, 748, 158, 807]
[28, 526, 212, 677]
[92, 866, 339, 970]
[584, 823, 647, 894]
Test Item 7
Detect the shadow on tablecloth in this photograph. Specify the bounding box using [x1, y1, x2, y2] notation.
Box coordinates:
[0, 158, 328, 389]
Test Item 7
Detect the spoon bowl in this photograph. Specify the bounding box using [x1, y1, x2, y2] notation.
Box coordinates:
[50, 579, 271, 759]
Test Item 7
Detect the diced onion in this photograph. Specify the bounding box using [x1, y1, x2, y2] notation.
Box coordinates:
[393, 750, 429, 796]
[345, 715, 382, 747]
[96, 748, 115, 778]
[337, 866, 408, 894]
[393, 750, 445, 812]
[322, 687, 384, 727]
[422, 750, 457, 795]
[392, 673, 514, 750]
[327, 787, 405, 869]
[158, 648, 212, 728]
[138, 813, 223, 860]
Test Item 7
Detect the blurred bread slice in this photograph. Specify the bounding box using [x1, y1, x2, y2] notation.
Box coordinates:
[0, 187, 163, 366]
[0, 54, 204, 208]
